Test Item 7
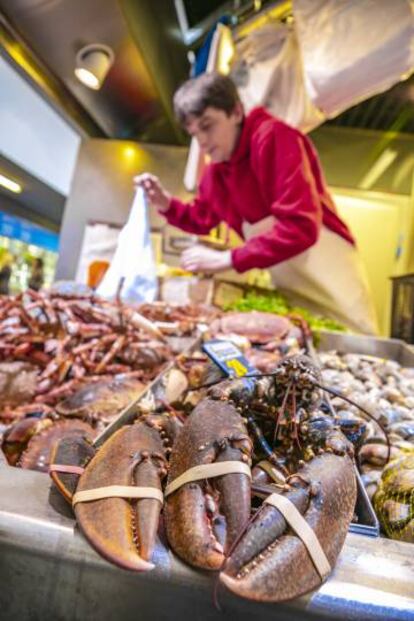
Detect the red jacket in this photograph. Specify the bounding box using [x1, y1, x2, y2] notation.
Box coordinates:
[163, 107, 354, 273]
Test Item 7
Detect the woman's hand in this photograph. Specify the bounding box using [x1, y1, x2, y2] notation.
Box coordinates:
[181, 245, 232, 273]
[134, 173, 171, 213]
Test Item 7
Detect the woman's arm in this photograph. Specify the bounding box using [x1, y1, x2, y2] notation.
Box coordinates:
[231, 125, 322, 273]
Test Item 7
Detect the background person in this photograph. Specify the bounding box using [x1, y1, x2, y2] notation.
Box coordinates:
[28, 257, 44, 292]
[0, 251, 13, 295]
[135, 73, 378, 335]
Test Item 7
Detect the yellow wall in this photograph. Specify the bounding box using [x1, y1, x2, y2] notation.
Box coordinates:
[331, 188, 413, 335]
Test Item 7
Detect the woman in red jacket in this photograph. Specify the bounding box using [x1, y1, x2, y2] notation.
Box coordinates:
[135, 73, 378, 334]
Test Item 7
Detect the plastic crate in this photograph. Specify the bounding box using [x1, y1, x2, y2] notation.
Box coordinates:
[390, 273, 414, 343]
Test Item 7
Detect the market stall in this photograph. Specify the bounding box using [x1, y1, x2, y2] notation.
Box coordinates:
[1, 0, 414, 619]
[1, 311, 414, 619]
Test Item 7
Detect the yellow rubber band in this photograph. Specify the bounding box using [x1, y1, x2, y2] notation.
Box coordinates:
[165, 461, 251, 497]
[72, 485, 163, 506]
[264, 493, 331, 580]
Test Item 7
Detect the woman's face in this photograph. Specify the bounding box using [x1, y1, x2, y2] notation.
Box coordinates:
[184, 105, 243, 163]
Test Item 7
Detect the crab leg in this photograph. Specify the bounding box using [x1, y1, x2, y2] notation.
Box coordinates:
[122, 308, 166, 342]
[164, 399, 252, 570]
[74, 422, 167, 571]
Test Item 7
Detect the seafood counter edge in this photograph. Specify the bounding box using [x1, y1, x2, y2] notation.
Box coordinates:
[0, 463, 413, 621]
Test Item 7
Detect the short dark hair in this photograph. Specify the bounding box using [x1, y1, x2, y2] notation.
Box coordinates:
[173, 73, 241, 126]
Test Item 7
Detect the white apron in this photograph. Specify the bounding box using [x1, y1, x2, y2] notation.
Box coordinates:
[242, 217, 379, 335]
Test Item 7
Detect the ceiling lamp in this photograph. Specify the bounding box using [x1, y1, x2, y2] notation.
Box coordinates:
[0, 174, 22, 194]
[74, 44, 114, 90]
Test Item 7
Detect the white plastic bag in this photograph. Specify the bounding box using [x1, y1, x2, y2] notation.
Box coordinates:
[97, 187, 157, 303]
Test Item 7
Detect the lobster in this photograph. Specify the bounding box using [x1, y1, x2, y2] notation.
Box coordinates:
[49, 355, 385, 603]
[164, 355, 362, 602]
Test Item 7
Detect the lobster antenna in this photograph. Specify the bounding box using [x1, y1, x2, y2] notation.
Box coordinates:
[311, 380, 391, 465]
[273, 379, 293, 445]
[184, 370, 282, 394]
[183, 375, 232, 393]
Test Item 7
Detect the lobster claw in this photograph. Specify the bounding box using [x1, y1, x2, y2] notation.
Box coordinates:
[164, 399, 252, 570]
[49, 433, 96, 502]
[220, 449, 357, 602]
[74, 421, 167, 571]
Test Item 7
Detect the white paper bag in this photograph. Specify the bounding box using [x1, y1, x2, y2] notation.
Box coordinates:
[97, 188, 157, 303]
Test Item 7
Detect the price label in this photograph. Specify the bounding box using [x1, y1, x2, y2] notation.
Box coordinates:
[202, 340, 258, 378]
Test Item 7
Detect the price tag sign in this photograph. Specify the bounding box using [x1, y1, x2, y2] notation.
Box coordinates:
[202, 340, 258, 378]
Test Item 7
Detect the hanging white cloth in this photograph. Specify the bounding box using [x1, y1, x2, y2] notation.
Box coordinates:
[294, 0, 414, 119]
[231, 0, 414, 132]
[97, 188, 157, 303]
[242, 217, 379, 335]
[232, 21, 323, 132]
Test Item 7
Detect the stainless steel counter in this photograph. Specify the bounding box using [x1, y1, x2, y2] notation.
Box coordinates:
[1, 463, 413, 621]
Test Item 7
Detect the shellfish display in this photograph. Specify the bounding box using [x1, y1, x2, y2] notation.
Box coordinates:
[319, 350, 414, 542]
[50, 352, 363, 603]
[2, 301, 414, 610]
[0, 296, 204, 473]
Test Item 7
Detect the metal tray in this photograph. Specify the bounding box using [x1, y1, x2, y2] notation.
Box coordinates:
[317, 331, 414, 366]
[351, 468, 379, 537]
[306, 335, 379, 537]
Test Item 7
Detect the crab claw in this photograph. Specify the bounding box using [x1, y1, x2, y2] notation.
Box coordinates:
[164, 399, 252, 570]
[74, 422, 167, 572]
[19, 419, 95, 473]
[2, 416, 53, 466]
[220, 451, 356, 602]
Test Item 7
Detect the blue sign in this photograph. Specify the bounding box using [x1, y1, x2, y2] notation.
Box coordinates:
[0, 211, 59, 252]
[202, 339, 258, 380]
